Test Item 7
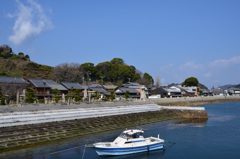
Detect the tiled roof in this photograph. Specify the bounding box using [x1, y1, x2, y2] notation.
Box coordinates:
[228, 87, 240, 91]
[29, 79, 67, 90]
[122, 82, 141, 87]
[28, 79, 51, 88]
[164, 88, 181, 93]
[0, 76, 27, 83]
[81, 85, 89, 89]
[89, 84, 102, 88]
[103, 85, 118, 89]
[90, 87, 110, 95]
[116, 87, 139, 93]
[61, 82, 83, 89]
[45, 80, 67, 91]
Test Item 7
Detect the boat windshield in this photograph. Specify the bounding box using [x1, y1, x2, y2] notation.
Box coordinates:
[119, 133, 131, 139]
[119, 132, 143, 139]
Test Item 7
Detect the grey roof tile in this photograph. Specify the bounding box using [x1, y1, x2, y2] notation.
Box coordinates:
[0, 76, 27, 83]
[29, 79, 67, 90]
[61, 82, 83, 89]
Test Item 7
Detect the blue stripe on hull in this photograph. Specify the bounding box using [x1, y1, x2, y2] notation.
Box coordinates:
[95, 142, 164, 156]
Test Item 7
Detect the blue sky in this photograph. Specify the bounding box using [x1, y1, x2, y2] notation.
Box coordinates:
[0, 0, 240, 88]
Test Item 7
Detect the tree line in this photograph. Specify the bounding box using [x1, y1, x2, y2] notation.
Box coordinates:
[0, 44, 154, 86]
[0, 44, 30, 61]
[52, 58, 154, 86]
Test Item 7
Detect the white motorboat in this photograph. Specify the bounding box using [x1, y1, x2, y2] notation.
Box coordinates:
[93, 129, 164, 156]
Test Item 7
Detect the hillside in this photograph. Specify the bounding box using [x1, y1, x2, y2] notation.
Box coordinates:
[0, 59, 53, 80]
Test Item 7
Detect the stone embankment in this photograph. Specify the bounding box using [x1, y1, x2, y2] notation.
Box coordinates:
[150, 95, 240, 106]
[0, 101, 207, 151]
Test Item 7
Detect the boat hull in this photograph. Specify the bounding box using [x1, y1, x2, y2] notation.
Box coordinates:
[94, 142, 164, 156]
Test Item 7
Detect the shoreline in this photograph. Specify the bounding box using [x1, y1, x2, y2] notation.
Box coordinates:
[1, 98, 239, 151]
[149, 95, 240, 106]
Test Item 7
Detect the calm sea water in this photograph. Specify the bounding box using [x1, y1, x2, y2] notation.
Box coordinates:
[1, 101, 240, 159]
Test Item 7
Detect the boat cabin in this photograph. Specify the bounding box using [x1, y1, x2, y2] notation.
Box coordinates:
[119, 129, 144, 139]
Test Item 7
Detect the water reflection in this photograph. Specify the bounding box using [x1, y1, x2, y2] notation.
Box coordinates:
[209, 115, 235, 122]
[173, 118, 208, 127]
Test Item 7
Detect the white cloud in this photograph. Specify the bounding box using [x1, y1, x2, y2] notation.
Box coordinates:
[209, 56, 240, 67]
[158, 55, 240, 87]
[180, 61, 204, 70]
[204, 72, 211, 78]
[160, 63, 174, 71]
[8, 0, 53, 45]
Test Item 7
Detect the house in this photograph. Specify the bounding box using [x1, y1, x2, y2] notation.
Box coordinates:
[150, 87, 168, 98]
[90, 87, 110, 96]
[0, 76, 29, 102]
[122, 82, 141, 87]
[182, 86, 200, 96]
[115, 87, 140, 100]
[103, 85, 118, 92]
[61, 82, 84, 90]
[200, 89, 212, 96]
[29, 79, 68, 98]
[228, 87, 240, 95]
[163, 87, 182, 98]
[172, 85, 197, 97]
[122, 82, 148, 98]
[0, 76, 27, 84]
[89, 84, 103, 88]
[128, 85, 149, 97]
[211, 88, 226, 96]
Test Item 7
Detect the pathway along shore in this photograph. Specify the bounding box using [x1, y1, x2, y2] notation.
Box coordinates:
[0, 96, 239, 151]
[149, 95, 240, 106]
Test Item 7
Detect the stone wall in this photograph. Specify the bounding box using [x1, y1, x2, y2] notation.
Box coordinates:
[150, 96, 240, 106]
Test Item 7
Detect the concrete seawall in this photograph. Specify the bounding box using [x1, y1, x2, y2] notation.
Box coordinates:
[0, 101, 208, 151]
[150, 96, 240, 106]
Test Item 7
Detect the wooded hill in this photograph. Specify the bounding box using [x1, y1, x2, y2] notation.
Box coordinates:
[0, 44, 153, 86]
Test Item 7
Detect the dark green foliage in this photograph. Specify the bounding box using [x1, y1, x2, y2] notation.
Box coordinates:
[0, 72, 7, 76]
[182, 77, 199, 87]
[52, 88, 60, 102]
[26, 88, 36, 103]
[79, 58, 151, 84]
[143, 73, 154, 83]
[27, 63, 40, 69]
[38, 99, 44, 103]
[109, 90, 115, 101]
[0, 45, 30, 61]
[110, 58, 125, 65]
[81, 62, 97, 81]
[94, 90, 100, 99]
[74, 89, 82, 102]
[0, 87, 5, 105]
[124, 90, 130, 100]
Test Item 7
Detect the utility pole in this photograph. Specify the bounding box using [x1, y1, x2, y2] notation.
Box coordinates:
[86, 72, 91, 102]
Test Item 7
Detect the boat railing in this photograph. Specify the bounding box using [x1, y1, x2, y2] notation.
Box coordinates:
[94, 142, 113, 147]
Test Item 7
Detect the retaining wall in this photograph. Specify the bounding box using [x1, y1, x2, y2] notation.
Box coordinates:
[150, 96, 240, 106]
[0, 101, 207, 151]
